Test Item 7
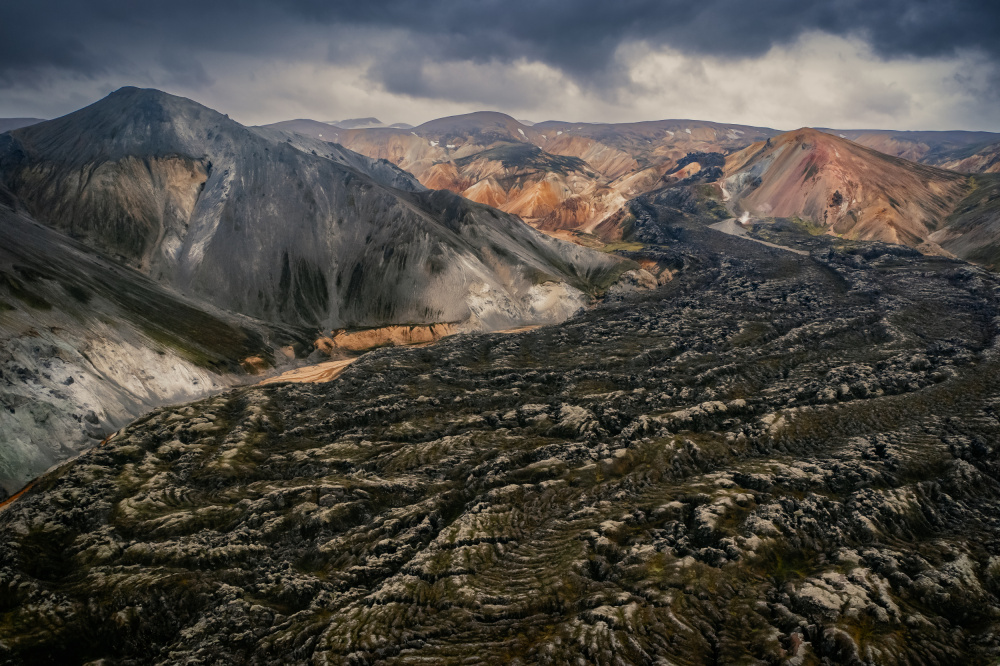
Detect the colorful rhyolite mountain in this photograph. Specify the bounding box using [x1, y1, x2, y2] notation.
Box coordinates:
[724, 128, 967, 248]
[268, 112, 1000, 259]
[261, 113, 777, 232]
[720, 129, 1000, 266]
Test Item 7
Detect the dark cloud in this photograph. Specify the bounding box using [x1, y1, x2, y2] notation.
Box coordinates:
[287, 0, 1000, 74]
[0, 0, 998, 127]
[3, 0, 999, 83]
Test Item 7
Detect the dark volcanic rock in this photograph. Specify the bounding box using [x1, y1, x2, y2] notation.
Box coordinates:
[4, 213, 1000, 664]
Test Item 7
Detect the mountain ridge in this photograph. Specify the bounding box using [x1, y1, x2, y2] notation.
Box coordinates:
[1, 88, 626, 331]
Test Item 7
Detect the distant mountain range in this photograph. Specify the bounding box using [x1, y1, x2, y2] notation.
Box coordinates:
[261, 113, 778, 233]
[817, 128, 1000, 173]
[326, 117, 413, 129]
[261, 111, 1000, 265]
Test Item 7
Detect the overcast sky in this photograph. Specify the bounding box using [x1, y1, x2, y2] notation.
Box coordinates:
[2, 0, 999, 131]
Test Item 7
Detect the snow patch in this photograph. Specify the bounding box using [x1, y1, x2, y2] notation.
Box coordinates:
[517, 128, 526, 136]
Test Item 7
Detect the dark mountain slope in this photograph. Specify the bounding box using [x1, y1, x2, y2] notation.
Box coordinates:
[0, 200, 297, 496]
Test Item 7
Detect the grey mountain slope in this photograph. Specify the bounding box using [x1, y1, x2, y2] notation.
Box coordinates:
[0, 87, 626, 330]
[0, 200, 297, 496]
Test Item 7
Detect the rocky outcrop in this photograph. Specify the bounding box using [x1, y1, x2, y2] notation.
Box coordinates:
[316, 323, 457, 352]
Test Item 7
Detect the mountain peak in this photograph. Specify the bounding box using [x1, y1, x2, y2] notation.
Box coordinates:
[724, 126, 967, 247]
[9, 86, 241, 165]
[415, 111, 525, 133]
[102, 86, 208, 112]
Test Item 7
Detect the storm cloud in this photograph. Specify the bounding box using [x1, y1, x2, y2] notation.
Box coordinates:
[1, 0, 999, 129]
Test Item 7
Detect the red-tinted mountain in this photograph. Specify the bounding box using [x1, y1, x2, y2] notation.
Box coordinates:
[722, 128, 1000, 266]
[724, 128, 967, 247]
